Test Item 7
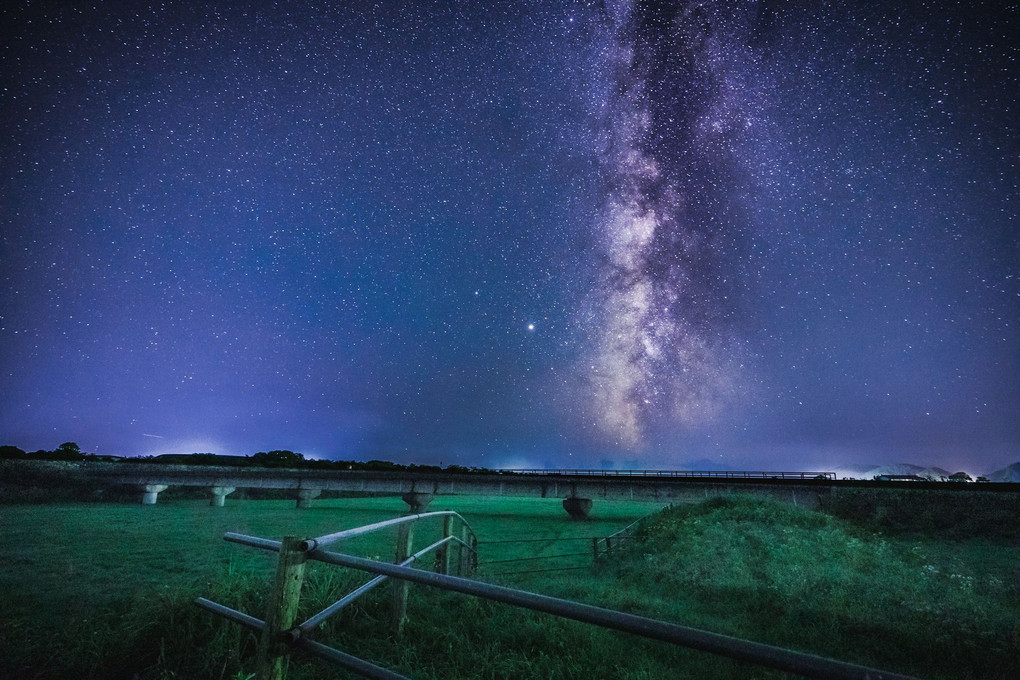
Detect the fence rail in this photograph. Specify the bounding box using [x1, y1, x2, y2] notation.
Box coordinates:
[200, 510, 476, 680]
[304, 550, 917, 680]
[194, 597, 411, 680]
[197, 509, 917, 680]
[302, 510, 477, 551]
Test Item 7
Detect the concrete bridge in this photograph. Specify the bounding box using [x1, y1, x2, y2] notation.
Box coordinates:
[2, 460, 840, 518]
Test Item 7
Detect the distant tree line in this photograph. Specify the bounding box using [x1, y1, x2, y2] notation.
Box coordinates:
[0, 442, 492, 474]
[0, 442, 121, 463]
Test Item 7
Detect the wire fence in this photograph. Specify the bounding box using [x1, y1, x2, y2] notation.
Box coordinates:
[592, 506, 665, 559]
[477, 534, 600, 576]
[474, 506, 666, 577]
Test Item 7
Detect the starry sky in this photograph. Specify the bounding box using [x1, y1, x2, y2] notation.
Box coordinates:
[2, 1, 1017, 472]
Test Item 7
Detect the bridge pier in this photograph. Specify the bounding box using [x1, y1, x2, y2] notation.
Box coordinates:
[210, 486, 236, 507]
[562, 497, 592, 520]
[141, 484, 168, 505]
[401, 491, 434, 514]
[296, 489, 321, 508]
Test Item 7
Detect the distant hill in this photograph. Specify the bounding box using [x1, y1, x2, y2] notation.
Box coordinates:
[833, 463, 883, 476]
[986, 462, 1020, 482]
[868, 463, 952, 480]
[831, 463, 952, 480]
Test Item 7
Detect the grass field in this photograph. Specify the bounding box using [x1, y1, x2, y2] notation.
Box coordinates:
[1, 494, 1017, 679]
[0, 496, 660, 678]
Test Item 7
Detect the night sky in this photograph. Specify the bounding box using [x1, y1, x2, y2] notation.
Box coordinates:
[2, 1, 1017, 472]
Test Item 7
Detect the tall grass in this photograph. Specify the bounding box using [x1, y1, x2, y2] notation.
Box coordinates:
[585, 496, 1019, 679]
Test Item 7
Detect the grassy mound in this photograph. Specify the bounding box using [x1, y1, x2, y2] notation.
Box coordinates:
[578, 495, 1018, 679]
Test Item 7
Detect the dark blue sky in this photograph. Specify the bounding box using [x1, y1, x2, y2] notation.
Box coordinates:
[2, 1, 1016, 472]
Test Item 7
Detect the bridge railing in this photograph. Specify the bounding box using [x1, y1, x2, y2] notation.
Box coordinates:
[197, 510, 916, 680]
[500, 469, 837, 480]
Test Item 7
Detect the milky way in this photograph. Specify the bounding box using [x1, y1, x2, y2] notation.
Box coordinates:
[584, 1, 763, 450]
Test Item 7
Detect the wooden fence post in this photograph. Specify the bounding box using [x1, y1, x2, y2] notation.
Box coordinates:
[434, 542, 446, 575]
[457, 525, 467, 576]
[391, 522, 414, 636]
[256, 536, 307, 680]
[469, 534, 478, 575]
[435, 515, 453, 575]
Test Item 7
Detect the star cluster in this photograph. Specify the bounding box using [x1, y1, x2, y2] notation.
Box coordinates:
[1, 1, 1016, 471]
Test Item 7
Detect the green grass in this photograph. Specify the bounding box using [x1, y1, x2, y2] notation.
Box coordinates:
[583, 496, 1020, 679]
[0, 496, 660, 678]
[1, 495, 1017, 679]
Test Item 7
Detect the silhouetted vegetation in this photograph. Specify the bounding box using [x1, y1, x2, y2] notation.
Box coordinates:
[0, 442, 120, 463]
[0, 442, 495, 474]
[0, 445, 26, 459]
[820, 485, 1020, 539]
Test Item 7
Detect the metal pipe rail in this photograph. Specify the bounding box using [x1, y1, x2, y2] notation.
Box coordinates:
[195, 598, 411, 680]
[298, 535, 455, 632]
[203, 512, 915, 680]
[201, 510, 478, 680]
[225, 530, 474, 562]
[303, 549, 918, 680]
[303, 510, 477, 551]
[225, 532, 281, 552]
